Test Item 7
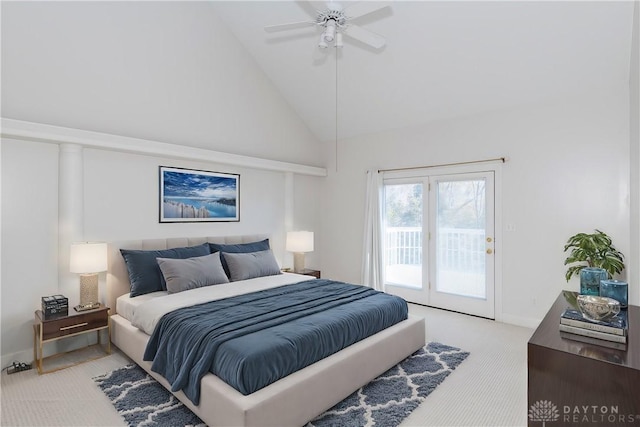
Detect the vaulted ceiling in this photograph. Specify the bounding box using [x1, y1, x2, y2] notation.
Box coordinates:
[212, 1, 635, 142]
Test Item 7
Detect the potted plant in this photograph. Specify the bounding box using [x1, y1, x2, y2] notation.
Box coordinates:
[564, 229, 625, 295]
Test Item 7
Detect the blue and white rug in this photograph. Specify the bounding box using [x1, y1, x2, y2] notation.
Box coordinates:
[94, 342, 469, 427]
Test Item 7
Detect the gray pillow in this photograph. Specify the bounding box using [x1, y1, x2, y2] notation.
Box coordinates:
[157, 252, 229, 294]
[209, 239, 270, 278]
[121, 243, 211, 296]
[222, 249, 282, 282]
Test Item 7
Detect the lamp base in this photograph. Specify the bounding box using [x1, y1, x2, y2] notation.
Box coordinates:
[79, 273, 99, 306]
[293, 252, 305, 273]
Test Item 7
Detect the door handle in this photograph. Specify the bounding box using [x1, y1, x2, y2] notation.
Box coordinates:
[486, 248, 493, 254]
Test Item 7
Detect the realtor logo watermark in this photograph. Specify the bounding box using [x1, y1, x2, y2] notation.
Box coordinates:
[529, 400, 640, 425]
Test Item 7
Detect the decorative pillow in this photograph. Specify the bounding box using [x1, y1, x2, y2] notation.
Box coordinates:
[120, 243, 211, 297]
[222, 249, 282, 282]
[209, 239, 270, 277]
[157, 252, 229, 294]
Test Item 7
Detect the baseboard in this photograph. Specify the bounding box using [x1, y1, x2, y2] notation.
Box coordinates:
[500, 313, 541, 329]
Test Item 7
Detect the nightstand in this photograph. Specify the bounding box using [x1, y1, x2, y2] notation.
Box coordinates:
[298, 268, 321, 279]
[33, 306, 111, 374]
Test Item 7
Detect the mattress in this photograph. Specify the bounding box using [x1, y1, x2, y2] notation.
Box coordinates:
[117, 272, 310, 327]
[116, 291, 167, 322]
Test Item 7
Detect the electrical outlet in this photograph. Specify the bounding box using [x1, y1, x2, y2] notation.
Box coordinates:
[506, 223, 516, 232]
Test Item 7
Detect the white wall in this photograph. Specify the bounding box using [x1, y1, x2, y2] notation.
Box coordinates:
[1, 140, 60, 364]
[629, 2, 639, 307]
[0, 1, 321, 166]
[0, 1, 323, 365]
[83, 149, 284, 242]
[82, 147, 323, 270]
[321, 90, 630, 326]
[82, 148, 321, 305]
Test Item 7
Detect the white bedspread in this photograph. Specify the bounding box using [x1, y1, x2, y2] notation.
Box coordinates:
[130, 272, 312, 335]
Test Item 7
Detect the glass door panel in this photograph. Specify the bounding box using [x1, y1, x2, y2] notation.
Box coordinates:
[383, 180, 428, 304]
[436, 179, 486, 298]
[429, 172, 495, 318]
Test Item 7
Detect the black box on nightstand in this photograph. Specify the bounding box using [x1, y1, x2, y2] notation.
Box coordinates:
[41, 295, 69, 318]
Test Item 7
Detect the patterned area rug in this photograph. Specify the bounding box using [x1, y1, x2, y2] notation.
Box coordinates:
[94, 342, 469, 427]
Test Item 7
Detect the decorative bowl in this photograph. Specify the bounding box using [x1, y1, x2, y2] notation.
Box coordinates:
[577, 295, 620, 322]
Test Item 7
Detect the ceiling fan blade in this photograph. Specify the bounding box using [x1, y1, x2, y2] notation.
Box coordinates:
[296, 0, 328, 17]
[343, 24, 385, 49]
[264, 21, 316, 33]
[343, 1, 391, 20]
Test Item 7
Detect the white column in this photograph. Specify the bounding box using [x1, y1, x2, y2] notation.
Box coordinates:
[58, 144, 84, 308]
[284, 172, 294, 269]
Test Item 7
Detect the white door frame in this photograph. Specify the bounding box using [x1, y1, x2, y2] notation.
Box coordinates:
[382, 161, 503, 321]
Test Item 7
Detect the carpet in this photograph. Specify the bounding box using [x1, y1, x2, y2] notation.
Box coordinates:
[94, 342, 469, 427]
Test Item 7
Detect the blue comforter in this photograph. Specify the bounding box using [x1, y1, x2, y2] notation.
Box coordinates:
[143, 279, 408, 405]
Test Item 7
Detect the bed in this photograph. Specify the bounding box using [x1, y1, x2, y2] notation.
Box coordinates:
[107, 235, 426, 427]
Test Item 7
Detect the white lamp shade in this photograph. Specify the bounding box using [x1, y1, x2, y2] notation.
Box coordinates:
[286, 231, 314, 253]
[70, 242, 108, 274]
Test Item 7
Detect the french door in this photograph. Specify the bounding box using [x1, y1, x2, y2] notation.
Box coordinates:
[383, 168, 496, 319]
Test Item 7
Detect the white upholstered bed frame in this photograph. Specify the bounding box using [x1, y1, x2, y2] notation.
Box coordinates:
[107, 235, 426, 427]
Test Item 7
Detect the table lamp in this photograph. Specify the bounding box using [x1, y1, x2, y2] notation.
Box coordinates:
[70, 242, 107, 311]
[286, 231, 314, 273]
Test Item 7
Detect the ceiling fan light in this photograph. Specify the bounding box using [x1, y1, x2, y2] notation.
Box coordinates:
[324, 21, 336, 42]
[318, 34, 328, 49]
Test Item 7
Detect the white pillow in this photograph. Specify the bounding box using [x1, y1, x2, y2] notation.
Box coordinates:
[157, 252, 229, 294]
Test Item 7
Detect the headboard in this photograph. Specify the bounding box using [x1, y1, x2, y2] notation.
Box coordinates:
[106, 234, 268, 314]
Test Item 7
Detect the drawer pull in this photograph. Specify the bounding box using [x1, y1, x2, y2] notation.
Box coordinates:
[59, 322, 89, 331]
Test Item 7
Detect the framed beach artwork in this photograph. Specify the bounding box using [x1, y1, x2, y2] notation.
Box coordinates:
[159, 166, 240, 223]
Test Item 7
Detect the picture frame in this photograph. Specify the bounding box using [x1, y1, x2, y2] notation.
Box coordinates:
[159, 166, 240, 223]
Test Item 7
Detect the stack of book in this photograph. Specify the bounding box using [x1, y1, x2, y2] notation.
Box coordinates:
[559, 307, 627, 349]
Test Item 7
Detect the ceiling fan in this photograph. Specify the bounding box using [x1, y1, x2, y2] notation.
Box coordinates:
[264, 1, 391, 50]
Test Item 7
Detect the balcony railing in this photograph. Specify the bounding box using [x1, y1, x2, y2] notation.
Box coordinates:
[384, 227, 423, 265]
[384, 226, 485, 273]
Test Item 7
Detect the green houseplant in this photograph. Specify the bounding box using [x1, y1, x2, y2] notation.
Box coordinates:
[563, 229, 625, 282]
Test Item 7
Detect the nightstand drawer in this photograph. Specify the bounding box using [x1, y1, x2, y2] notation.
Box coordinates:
[40, 309, 108, 341]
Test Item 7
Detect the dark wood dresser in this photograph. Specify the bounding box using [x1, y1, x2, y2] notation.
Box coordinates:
[528, 292, 639, 426]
